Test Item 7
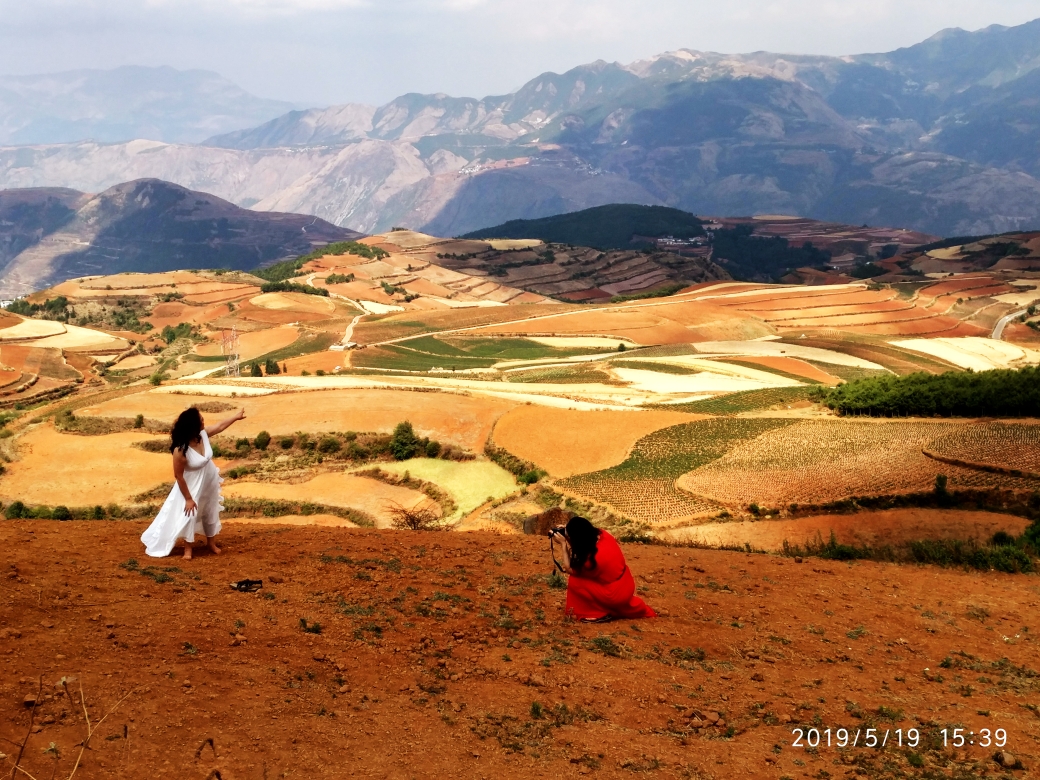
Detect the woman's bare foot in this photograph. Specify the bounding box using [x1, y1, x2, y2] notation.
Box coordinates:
[207, 539, 222, 555]
[182, 544, 193, 560]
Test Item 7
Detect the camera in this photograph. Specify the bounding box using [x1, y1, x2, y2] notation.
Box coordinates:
[548, 526, 568, 539]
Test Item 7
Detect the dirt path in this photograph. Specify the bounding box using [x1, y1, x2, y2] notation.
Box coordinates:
[2, 521, 1037, 779]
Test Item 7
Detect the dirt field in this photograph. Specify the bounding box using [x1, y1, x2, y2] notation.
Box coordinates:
[492, 407, 705, 478]
[0, 318, 66, 341]
[676, 420, 1038, 507]
[0, 425, 170, 506]
[250, 293, 336, 316]
[723, 356, 842, 385]
[891, 338, 1040, 371]
[2, 520, 1038, 779]
[661, 509, 1032, 550]
[475, 302, 773, 345]
[222, 474, 434, 528]
[81, 388, 518, 452]
[194, 327, 299, 362]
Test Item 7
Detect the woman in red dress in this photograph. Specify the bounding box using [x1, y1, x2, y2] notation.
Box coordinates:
[558, 517, 656, 622]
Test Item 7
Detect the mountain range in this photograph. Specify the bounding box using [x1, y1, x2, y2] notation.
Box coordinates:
[0, 179, 359, 298]
[0, 66, 295, 146]
[3, 21, 1040, 237]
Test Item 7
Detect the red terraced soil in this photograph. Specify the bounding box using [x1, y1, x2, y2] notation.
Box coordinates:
[83, 388, 517, 452]
[2, 520, 1038, 780]
[0, 344, 34, 372]
[402, 278, 456, 298]
[724, 356, 842, 385]
[194, 327, 299, 361]
[754, 301, 915, 322]
[666, 508, 1030, 550]
[283, 350, 354, 374]
[834, 318, 988, 337]
[723, 291, 895, 312]
[325, 281, 398, 304]
[493, 406, 707, 478]
[233, 301, 330, 325]
[181, 288, 258, 305]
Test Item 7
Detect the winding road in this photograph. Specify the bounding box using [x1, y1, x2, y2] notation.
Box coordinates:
[992, 309, 1027, 340]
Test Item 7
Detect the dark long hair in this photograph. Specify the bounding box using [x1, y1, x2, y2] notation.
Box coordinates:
[170, 407, 203, 454]
[566, 516, 601, 571]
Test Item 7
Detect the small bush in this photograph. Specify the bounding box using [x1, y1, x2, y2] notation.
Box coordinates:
[52, 506, 71, 521]
[254, 431, 271, 451]
[133, 414, 144, 429]
[425, 440, 441, 458]
[518, 469, 543, 485]
[316, 369, 326, 376]
[387, 502, 441, 531]
[5, 500, 25, 519]
[279, 436, 295, 449]
[92, 505, 105, 520]
[318, 436, 341, 454]
[300, 618, 323, 635]
[235, 438, 251, 451]
[991, 530, 1016, 547]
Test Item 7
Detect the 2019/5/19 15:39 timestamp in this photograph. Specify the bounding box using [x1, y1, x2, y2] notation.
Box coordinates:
[791, 727, 1008, 749]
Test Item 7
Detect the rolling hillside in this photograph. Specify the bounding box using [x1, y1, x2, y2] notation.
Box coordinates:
[0, 179, 361, 297]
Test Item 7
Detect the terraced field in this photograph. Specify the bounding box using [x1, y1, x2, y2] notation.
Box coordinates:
[926, 423, 1040, 475]
[662, 386, 815, 415]
[677, 420, 1040, 508]
[559, 418, 793, 523]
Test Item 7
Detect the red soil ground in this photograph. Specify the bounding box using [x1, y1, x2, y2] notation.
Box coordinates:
[81, 388, 517, 452]
[492, 407, 706, 478]
[723, 356, 842, 385]
[194, 328, 299, 362]
[664, 509, 1031, 550]
[2, 521, 1037, 779]
[233, 301, 328, 325]
[477, 302, 773, 345]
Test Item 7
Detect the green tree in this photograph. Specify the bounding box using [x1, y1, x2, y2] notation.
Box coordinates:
[254, 431, 271, 450]
[250, 363, 263, 378]
[389, 421, 420, 460]
[264, 358, 280, 375]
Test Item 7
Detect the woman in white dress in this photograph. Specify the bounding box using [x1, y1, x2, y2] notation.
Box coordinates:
[141, 406, 246, 560]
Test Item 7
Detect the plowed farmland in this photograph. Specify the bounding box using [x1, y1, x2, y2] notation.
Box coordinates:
[80, 388, 517, 452]
[661, 508, 1032, 550]
[560, 419, 793, 523]
[677, 420, 1040, 508]
[223, 474, 435, 528]
[926, 423, 1040, 475]
[491, 407, 705, 478]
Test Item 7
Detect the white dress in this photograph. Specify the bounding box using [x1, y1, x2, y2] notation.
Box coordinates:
[141, 431, 224, 557]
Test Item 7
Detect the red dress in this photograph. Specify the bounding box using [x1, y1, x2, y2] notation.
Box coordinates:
[565, 531, 656, 621]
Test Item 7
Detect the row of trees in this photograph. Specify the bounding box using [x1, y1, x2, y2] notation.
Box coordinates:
[814, 366, 1040, 417]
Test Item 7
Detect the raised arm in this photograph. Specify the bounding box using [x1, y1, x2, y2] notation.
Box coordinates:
[204, 408, 246, 437]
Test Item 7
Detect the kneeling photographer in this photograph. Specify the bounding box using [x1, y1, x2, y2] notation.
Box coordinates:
[551, 517, 656, 623]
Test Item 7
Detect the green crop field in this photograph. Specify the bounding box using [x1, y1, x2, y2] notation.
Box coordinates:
[559, 418, 793, 523]
[352, 335, 612, 372]
[506, 365, 615, 384]
[663, 386, 815, 415]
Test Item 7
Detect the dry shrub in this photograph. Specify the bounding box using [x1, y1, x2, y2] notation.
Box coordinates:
[387, 501, 442, 531]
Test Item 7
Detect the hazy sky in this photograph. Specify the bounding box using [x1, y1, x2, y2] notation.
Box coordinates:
[2, 0, 1040, 106]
